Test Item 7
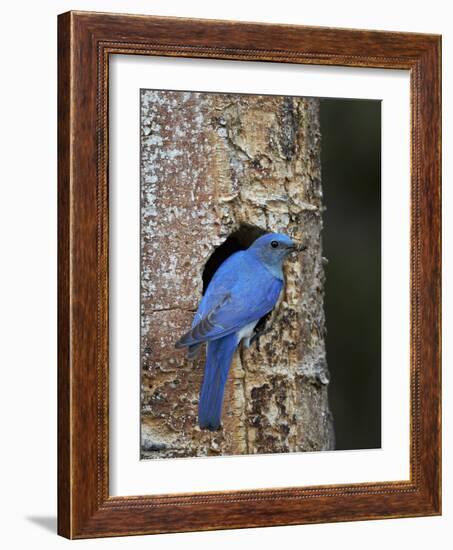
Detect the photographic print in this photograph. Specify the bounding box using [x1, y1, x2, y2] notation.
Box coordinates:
[140, 89, 381, 459]
[58, 12, 441, 537]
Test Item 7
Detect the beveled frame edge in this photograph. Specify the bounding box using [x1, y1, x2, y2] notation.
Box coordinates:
[57, 10, 441, 539]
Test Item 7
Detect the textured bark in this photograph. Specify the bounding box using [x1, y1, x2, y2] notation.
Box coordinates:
[140, 90, 334, 458]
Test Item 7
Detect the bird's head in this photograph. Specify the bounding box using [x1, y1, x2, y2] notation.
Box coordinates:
[248, 232, 306, 270]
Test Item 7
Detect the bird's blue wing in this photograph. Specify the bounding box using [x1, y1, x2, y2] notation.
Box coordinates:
[176, 252, 283, 347]
[193, 251, 244, 324]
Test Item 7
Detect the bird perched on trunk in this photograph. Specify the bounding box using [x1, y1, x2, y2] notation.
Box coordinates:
[175, 232, 304, 431]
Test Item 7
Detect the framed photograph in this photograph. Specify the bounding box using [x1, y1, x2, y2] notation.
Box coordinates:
[58, 11, 441, 538]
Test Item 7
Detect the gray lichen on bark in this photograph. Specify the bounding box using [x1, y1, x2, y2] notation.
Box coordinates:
[140, 90, 334, 458]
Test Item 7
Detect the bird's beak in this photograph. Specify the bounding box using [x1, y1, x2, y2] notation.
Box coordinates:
[288, 243, 307, 254]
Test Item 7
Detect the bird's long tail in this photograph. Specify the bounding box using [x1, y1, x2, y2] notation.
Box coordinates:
[198, 333, 238, 431]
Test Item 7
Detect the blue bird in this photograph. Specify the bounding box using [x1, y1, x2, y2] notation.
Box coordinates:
[175, 232, 303, 431]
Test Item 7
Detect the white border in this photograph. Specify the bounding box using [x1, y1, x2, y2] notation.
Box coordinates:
[109, 55, 410, 496]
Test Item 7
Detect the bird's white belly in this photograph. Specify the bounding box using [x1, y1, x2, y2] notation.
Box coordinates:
[236, 321, 258, 348]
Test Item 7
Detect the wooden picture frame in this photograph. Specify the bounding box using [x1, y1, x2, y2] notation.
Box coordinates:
[58, 10, 441, 539]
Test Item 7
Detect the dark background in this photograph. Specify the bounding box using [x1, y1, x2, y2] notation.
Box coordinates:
[320, 99, 381, 450]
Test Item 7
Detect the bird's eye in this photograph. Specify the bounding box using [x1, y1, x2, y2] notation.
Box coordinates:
[271, 240, 279, 248]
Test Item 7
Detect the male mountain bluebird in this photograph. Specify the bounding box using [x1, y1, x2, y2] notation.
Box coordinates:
[176, 232, 304, 431]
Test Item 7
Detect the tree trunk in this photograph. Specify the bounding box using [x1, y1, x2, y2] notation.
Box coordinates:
[140, 90, 334, 458]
